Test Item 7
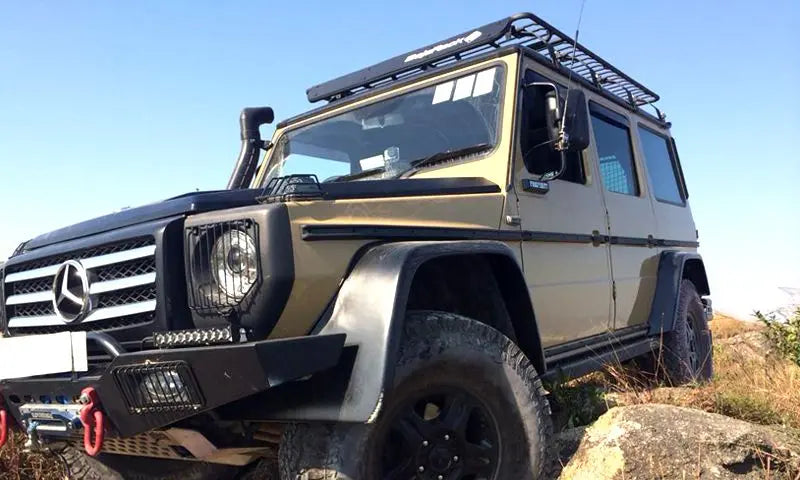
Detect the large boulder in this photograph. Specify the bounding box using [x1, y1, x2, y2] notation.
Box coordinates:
[558, 404, 799, 479]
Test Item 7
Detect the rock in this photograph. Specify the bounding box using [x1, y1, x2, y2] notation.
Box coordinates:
[717, 331, 775, 363]
[559, 404, 799, 479]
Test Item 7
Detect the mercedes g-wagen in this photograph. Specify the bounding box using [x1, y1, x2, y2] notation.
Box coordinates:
[0, 12, 712, 480]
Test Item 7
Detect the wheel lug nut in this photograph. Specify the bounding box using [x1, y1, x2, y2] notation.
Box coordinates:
[422, 440, 429, 447]
[444, 434, 450, 440]
[453, 455, 459, 462]
[418, 466, 425, 472]
[438, 476, 443, 480]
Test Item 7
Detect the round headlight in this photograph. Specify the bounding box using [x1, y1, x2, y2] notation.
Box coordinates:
[211, 229, 258, 300]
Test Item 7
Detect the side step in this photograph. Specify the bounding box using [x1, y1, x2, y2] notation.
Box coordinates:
[541, 331, 658, 383]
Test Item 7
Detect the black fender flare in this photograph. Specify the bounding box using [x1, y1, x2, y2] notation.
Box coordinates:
[318, 240, 543, 423]
[648, 250, 711, 335]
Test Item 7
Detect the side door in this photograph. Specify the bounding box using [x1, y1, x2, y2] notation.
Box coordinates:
[588, 101, 660, 330]
[516, 68, 613, 347]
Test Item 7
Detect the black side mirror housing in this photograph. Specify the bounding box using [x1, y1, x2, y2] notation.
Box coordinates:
[524, 82, 561, 150]
[563, 90, 590, 152]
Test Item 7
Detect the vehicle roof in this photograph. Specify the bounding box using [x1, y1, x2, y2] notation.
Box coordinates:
[279, 12, 668, 129]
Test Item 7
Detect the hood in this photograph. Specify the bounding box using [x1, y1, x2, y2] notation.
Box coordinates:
[23, 189, 261, 251]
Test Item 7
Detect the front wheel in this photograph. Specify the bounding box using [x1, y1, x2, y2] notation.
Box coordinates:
[279, 311, 553, 480]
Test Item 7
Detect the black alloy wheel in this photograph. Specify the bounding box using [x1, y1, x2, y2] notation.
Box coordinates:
[381, 388, 500, 479]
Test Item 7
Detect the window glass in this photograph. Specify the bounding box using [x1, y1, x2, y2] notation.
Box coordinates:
[521, 70, 584, 184]
[591, 114, 639, 196]
[262, 66, 505, 184]
[639, 127, 683, 204]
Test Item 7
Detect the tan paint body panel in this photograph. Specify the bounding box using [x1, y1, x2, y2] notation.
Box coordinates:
[272, 193, 506, 338]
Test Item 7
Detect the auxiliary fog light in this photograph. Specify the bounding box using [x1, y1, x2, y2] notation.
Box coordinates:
[114, 361, 204, 413]
[139, 370, 191, 406]
[154, 326, 234, 348]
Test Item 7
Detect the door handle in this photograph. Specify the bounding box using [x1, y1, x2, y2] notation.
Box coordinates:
[505, 215, 521, 226]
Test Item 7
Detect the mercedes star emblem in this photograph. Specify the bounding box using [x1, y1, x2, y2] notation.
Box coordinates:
[52, 260, 92, 323]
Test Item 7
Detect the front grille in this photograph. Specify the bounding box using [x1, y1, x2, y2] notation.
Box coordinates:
[10, 277, 51, 295]
[3, 237, 158, 334]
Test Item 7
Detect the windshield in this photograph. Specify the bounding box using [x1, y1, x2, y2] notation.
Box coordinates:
[262, 66, 505, 184]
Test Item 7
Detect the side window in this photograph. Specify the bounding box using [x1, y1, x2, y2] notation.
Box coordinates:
[590, 104, 639, 196]
[520, 70, 585, 184]
[639, 126, 684, 205]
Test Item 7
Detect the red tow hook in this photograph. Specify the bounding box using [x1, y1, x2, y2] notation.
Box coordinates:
[0, 399, 8, 449]
[78, 387, 105, 456]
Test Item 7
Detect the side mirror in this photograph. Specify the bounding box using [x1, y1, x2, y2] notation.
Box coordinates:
[562, 90, 590, 152]
[525, 82, 561, 149]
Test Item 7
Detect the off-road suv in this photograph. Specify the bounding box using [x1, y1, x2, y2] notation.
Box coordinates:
[0, 12, 713, 480]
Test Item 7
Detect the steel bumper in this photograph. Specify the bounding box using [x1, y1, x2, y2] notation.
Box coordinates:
[0, 333, 346, 438]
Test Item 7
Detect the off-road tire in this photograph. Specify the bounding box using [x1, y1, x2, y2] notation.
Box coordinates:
[61, 445, 241, 480]
[657, 280, 713, 384]
[279, 311, 553, 480]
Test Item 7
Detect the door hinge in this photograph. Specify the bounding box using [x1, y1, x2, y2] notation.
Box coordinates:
[612, 281, 617, 300]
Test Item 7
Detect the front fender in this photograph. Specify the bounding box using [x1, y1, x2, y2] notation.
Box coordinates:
[319, 240, 524, 423]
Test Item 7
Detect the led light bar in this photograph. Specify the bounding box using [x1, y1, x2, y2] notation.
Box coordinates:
[154, 326, 234, 348]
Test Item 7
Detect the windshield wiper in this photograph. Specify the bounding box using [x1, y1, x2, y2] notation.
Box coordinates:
[398, 143, 492, 178]
[326, 166, 385, 183]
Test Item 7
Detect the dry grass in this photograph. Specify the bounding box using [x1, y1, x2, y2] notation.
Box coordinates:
[709, 312, 764, 339]
[612, 315, 800, 429]
[0, 432, 65, 480]
[551, 314, 800, 431]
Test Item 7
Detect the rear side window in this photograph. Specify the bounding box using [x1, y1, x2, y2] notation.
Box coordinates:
[639, 127, 684, 205]
[590, 110, 639, 196]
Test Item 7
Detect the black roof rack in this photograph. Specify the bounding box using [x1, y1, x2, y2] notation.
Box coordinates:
[306, 12, 659, 110]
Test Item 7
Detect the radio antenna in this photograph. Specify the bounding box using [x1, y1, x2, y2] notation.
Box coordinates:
[558, 0, 588, 150]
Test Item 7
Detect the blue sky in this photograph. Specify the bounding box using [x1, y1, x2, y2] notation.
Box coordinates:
[1, 0, 798, 318]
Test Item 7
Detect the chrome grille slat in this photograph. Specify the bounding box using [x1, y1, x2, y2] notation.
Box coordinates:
[4, 246, 156, 283]
[3, 238, 157, 332]
[4, 264, 60, 283]
[5, 290, 52, 305]
[89, 272, 157, 295]
[7, 300, 157, 328]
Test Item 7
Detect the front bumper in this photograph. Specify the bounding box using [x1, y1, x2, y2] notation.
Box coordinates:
[0, 333, 345, 437]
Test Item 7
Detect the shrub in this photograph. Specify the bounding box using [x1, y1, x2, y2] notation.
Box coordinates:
[756, 307, 800, 366]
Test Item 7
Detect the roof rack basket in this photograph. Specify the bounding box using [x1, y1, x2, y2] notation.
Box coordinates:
[307, 12, 659, 111]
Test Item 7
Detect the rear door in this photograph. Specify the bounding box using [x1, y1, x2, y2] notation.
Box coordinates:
[588, 101, 659, 329]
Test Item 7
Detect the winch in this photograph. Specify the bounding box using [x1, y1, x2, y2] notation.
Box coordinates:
[18, 387, 105, 455]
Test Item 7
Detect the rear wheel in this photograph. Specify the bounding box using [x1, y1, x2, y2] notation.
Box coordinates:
[279, 311, 553, 479]
[656, 280, 713, 384]
[61, 446, 241, 480]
